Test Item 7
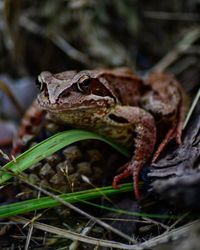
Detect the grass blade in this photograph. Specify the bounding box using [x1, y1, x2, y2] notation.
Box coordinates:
[0, 129, 130, 185]
[0, 184, 132, 218]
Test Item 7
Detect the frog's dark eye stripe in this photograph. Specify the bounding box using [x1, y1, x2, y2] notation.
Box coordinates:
[59, 90, 70, 98]
[109, 114, 129, 123]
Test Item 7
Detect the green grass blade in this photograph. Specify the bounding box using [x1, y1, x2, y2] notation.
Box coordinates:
[0, 129, 130, 185]
[81, 200, 180, 220]
[0, 182, 191, 220]
[0, 183, 132, 218]
[0, 182, 181, 220]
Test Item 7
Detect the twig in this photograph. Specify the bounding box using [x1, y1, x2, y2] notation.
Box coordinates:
[10, 216, 136, 249]
[140, 220, 200, 249]
[24, 191, 42, 250]
[51, 34, 91, 65]
[169, 56, 197, 75]
[19, 15, 91, 65]
[24, 224, 34, 250]
[183, 87, 200, 129]
[142, 217, 169, 230]
[69, 220, 95, 250]
[19, 177, 136, 244]
[10, 217, 200, 249]
[0, 149, 10, 161]
[185, 45, 200, 55]
[0, 79, 23, 115]
[151, 27, 200, 72]
[143, 11, 200, 21]
[164, 213, 189, 234]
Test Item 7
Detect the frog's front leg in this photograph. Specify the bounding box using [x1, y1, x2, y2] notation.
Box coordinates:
[109, 106, 156, 199]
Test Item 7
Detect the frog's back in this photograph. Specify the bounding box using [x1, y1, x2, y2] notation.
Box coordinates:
[93, 68, 143, 106]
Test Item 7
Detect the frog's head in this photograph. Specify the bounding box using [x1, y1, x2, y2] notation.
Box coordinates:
[36, 70, 117, 113]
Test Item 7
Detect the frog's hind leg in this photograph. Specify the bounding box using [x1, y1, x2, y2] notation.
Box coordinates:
[151, 124, 178, 163]
[111, 106, 156, 199]
[152, 100, 187, 163]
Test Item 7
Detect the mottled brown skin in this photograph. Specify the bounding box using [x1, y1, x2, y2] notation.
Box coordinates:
[13, 68, 187, 199]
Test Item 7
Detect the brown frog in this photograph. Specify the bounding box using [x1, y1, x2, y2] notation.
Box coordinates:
[11, 68, 187, 198]
[34, 68, 187, 199]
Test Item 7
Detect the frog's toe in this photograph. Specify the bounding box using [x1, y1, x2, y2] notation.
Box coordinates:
[152, 125, 177, 163]
[175, 124, 182, 145]
[112, 168, 132, 189]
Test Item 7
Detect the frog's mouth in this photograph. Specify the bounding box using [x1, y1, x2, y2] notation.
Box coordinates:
[37, 93, 116, 113]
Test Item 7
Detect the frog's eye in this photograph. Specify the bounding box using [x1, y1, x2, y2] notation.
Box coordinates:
[76, 75, 91, 93]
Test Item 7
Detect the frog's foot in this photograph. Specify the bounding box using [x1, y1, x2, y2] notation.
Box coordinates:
[112, 161, 141, 199]
[112, 167, 131, 189]
[152, 121, 182, 163]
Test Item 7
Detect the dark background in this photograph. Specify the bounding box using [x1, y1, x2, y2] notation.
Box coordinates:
[1, 0, 200, 76]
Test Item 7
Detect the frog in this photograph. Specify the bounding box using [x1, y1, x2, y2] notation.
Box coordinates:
[15, 68, 187, 199]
